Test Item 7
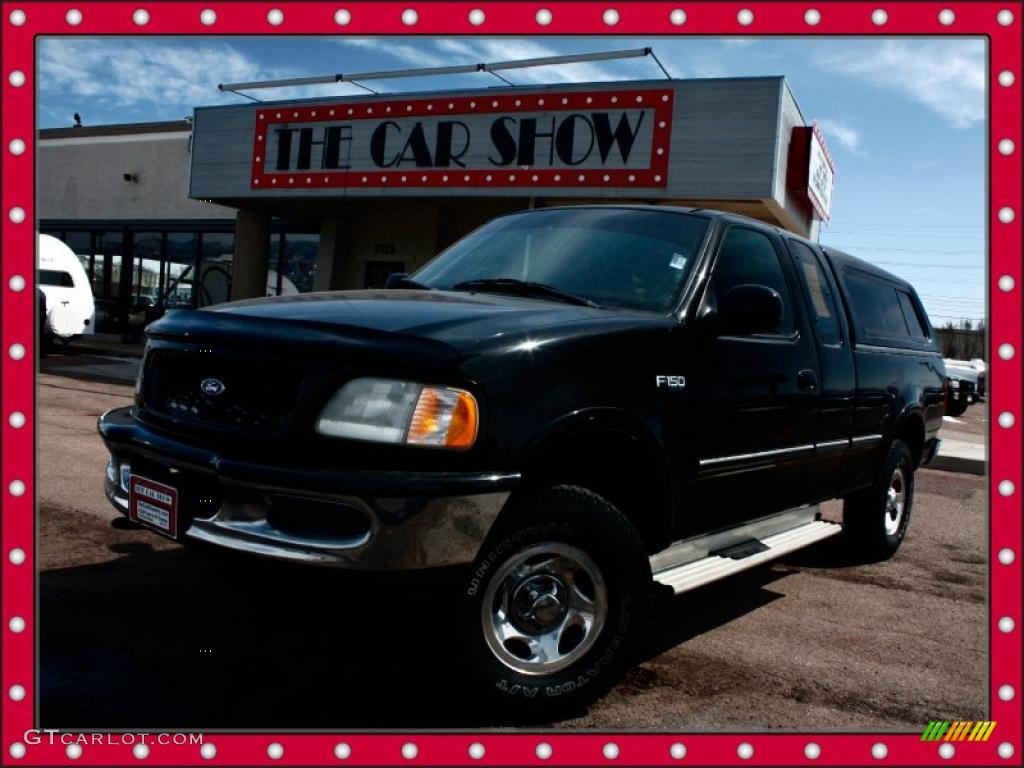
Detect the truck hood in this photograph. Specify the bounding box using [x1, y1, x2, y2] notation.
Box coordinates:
[205, 289, 618, 344]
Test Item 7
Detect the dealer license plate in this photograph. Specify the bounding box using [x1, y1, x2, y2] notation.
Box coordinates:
[129, 475, 179, 538]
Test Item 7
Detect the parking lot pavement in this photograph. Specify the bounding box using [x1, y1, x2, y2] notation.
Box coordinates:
[39, 374, 986, 730]
[932, 404, 986, 475]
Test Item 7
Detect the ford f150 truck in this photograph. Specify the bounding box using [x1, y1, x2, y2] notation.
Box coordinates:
[100, 206, 945, 715]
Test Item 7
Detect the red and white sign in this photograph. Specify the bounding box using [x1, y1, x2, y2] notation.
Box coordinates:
[250, 88, 673, 190]
[129, 475, 178, 538]
[806, 123, 835, 222]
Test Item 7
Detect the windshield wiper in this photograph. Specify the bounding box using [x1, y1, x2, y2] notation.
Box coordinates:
[451, 278, 601, 308]
[384, 273, 433, 290]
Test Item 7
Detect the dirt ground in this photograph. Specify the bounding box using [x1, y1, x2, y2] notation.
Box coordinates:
[37, 371, 987, 731]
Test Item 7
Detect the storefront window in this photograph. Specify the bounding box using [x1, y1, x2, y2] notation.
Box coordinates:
[279, 233, 318, 294]
[132, 233, 162, 310]
[163, 232, 197, 308]
[92, 231, 122, 333]
[199, 232, 234, 306]
[61, 232, 92, 278]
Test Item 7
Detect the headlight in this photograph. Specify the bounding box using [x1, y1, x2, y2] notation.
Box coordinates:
[315, 377, 479, 449]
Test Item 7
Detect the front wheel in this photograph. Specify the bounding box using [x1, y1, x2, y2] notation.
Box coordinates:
[843, 439, 915, 561]
[461, 486, 651, 720]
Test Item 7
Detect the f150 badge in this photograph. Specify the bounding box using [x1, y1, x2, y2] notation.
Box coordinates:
[656, 375, 686, 389]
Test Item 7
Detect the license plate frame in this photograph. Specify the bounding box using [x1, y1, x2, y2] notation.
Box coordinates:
[128, 474, 179, 539]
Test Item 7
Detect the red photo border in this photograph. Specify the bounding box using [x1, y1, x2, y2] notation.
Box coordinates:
[250, 88, 674, 189]
[1, 2, 1020, 766]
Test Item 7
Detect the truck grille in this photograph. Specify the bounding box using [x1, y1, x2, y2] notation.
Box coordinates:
[144, 349, 302, 434]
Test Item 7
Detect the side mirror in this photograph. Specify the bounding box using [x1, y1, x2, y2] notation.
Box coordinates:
[384, 272, 410, 289]
[718, 284, 784, 335]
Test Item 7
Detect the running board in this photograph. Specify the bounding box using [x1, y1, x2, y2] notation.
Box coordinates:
[652, 520, 842, 595]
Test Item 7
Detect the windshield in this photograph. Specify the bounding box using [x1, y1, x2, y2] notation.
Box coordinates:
[414, 208, 710, 313]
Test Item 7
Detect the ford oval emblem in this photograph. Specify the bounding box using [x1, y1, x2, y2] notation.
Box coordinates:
[200, 378, 226, 397]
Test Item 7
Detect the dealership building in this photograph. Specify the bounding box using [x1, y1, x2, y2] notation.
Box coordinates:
[38, 74, 834, 335]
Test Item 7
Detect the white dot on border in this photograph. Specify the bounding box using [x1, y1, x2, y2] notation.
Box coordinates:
[267, 743, 284, 759]
[9, 742, 26, 759]
[737, 742, 754, 760]
[65, 8, 82, 25]
[9, 616, 26, 633]
[9, 274, 25, 291]
[401, 8, 418, 25]
[998, 70, 1015, 87]
[66, 744, 82, 760]
[737, 8, 753, 24]
[200, 743, 216, 759]
[871, 8, 887, 24]
[8, 684, 25, 701]
[999, 480, 1016, 496]
[997, 9, 1014, 25]
[9, 70, 26, 87]
[603, 743, 620, 760]
[998, 343, 1015, 360]
[9, 411, 26, 428]
[669, 742, 686, 760]
[401, 743, 418, 760]
[998, 548, 1015, 564]
[334, 8, 351, 25]
[998, 411, 1015, 428]
[334, 742, 351, 759]
[9, 206, 26, 223]
[998, 684, 1016, 700]
[998, 742, 1015, 759]
[998, 274, 1016, 291]
[132, 8, 149, 25]
[9, 479, 26, 497]
[9, 8, 26, 24]
[8, 138, 25, 155]
[468, 743, 485, 760]
[133, 743, 149, 760]
[200, 8, 216, 25]
[998, 206, 1016, 223]
[998, 138, 1015, 155]
[267, 8, 284, 25]
[804, 9, 821, 25]
[938, 9, 955, 25]
[670, 8, 686, 24]
[536, 8, 552, 25]
[9, 548, 26, 565]
[998, 616, 1015, 632]
[871, 743, 888, 759]
[469, 8, 484, 25]
[805, 743, 821, 759]
[938, 743, 955, 759]
[9, 344, 25, 361]
[603, 8, 619, 25]
[536, 743, 553, 760]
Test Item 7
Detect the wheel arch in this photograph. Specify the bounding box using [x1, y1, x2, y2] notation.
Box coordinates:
[891, 406, 926, 468]
[513, 409, 673, 554]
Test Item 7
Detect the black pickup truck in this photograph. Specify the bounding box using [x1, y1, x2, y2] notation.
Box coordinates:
[99, 205, 945, 714]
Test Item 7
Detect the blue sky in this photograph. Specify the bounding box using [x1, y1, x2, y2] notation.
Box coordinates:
[37, 36, 986, 325]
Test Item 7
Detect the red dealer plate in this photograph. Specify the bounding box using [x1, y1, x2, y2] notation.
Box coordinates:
[128, 475, 179, 539]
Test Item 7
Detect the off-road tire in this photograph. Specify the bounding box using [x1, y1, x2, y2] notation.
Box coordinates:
[843, 439, 914, 562]
[461, 485, 651, 721]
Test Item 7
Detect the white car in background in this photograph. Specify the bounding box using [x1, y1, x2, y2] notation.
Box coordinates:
[38, 233, 95, 342]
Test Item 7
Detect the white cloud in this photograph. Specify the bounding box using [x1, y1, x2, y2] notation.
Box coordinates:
[816, 118, 864, 156]
[36, 39, 366, 121]
[813, 40, 985, 128]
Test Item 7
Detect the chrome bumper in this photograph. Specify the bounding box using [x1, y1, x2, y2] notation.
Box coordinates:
[100, 408, 515, 569]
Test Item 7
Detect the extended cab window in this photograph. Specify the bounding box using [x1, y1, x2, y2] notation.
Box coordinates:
[789, 241, 841, 345]
[897, 290, 929, 339]
[845, 270, 918, 340]
[711, 227, 794, 335]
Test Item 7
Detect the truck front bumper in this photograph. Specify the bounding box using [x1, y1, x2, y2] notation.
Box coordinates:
[98, 406, 517, 568]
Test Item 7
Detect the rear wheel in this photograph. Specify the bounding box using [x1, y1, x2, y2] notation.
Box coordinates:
[461, 486, 650, 720]
[843, 439, 914, 561]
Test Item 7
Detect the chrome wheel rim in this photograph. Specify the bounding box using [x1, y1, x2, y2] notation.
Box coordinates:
[481, 542, 607, 676]
[884, 467, 906, 536]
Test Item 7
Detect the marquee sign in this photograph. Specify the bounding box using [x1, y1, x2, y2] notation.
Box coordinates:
[250, 88, 673, 190]
[787, 123, 835, 223]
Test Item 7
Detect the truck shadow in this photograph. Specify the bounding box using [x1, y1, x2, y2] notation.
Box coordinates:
[40, 531, 810, 729]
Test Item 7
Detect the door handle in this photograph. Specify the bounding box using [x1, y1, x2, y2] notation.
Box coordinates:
[797, 369, 818, 391]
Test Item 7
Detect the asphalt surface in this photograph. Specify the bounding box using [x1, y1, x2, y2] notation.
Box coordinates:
[37, 370, 987, 731]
